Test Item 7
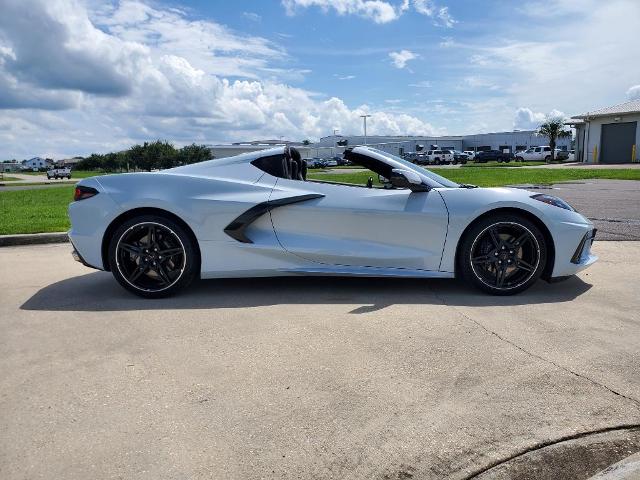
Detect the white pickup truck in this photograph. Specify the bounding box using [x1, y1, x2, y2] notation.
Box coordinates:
[423, 149, 453, 165]
[46, 167, 72, 179]
[514, 146, 569, 162]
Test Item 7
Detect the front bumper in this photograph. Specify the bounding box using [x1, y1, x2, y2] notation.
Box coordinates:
[551, 224, 598, 278]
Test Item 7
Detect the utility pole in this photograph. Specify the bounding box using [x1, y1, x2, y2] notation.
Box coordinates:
[360, 114, 371, 145]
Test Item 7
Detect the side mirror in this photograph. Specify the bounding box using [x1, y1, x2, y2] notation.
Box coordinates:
[389, 169, 429, 192]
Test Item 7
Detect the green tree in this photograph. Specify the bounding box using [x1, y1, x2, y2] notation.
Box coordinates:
[177, 144, 212, 165]
[302, 139, 311, 145]
[537, 117, 571, 162]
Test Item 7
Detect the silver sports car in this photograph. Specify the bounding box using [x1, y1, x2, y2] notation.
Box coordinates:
[69, 146, 597, 298]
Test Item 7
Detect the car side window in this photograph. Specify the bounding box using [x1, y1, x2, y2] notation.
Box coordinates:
[544, 147, 551, 152]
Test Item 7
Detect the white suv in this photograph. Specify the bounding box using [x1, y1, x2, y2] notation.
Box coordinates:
[515, 146, 553, 162]
[46, 167, 72, 179]
[425, 149, 453, 165]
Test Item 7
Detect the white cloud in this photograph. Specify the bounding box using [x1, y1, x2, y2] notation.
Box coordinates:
[334, 74, 356, 80]
[242, 11, 262, 22]
[435, 6, 456, 27]
[0, 0, 441, 157]
[513, 108, 565, 130]
[627, 85, 640, 100]
[413, 0, 456, 27]
[460, 76, 499, 91]
[282, 0, 399, 24]
[282, 0, 456, 26]
[389, 49, 417, 69]
[408, 80, 432, 88]
[467, 0, 640, 117]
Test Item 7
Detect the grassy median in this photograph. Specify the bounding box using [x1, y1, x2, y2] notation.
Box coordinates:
[1, 168, 639, 235]
[308, 167, 640, 188]
[0, 187, 73, 235]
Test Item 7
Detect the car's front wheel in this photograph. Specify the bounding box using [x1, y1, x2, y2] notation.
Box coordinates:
[459, 213, 547, 295]
[108, 215, 199, 298]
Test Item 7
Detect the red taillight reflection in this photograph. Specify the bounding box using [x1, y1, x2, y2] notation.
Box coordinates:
[73, 186, 99, 201]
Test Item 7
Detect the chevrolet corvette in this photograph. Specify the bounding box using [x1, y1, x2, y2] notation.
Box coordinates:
[68, 146, 597, 297]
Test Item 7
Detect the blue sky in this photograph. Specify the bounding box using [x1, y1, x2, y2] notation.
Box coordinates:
[0, 0, 639, 158]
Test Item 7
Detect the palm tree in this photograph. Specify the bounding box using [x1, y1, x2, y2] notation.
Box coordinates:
[537, 117, 571, 162]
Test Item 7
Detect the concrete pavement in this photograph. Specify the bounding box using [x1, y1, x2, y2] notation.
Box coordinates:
[1, 242, 640, 479]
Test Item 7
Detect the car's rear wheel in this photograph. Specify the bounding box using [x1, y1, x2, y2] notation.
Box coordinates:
[459, 213, 547, 295]
[108, 215, 198, 298]
[516, 156, 524, 162]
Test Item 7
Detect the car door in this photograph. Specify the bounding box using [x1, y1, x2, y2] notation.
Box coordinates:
[533, 147, 542, 160]
[268, 179, 449, 271]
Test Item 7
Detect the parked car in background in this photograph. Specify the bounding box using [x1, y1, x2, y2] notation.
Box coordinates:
[425, 149, 453, 165]
[463, 150, 476, 161]
[324, 159, 338, 167]
[555, 149, 570, 161]
[306, 158, 325, 169]
[451, 150, 469, 165]
[334, 155, 350, 166]
[474, 150, 514, 163]
[413, 153, 430, 165]
[568, 149, 575, 161]
[515, 146, 554, 162]
[46, 167, 72, 179]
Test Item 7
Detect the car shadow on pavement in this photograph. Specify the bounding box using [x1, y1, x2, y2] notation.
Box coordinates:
[20, 271, 592, 313]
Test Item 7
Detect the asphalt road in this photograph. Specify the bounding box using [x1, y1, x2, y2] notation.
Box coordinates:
[526, 180, 640, 241]
[1, 242, 640, 479]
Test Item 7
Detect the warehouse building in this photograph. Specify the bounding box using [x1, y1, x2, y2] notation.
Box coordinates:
[208, 130, 571, 160]
[314, 131, 570, 158]
[568, 100, 639, 163]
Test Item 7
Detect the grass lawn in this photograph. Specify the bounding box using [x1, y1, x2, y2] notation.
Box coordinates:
[308, 168, 640, 188]
[460, 161, 563, 168]
[20, 170, 104, 178]
[0, 187, 73, 235]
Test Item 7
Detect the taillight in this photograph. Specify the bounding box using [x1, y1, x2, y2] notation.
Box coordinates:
[74, 185, 99, 201]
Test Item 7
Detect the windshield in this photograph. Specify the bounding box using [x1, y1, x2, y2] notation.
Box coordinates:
[363, 147, 459, 188]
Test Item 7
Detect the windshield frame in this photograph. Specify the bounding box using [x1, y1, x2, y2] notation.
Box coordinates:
[351, 146, 460, 189]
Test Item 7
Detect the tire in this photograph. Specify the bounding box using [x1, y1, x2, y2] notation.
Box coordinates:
[516, 156, 524, 162]
[108, 214, 199, 298]
[459, 213, 547, 295]
[545, 155, 551, 162]
[435, 158, 441, 165]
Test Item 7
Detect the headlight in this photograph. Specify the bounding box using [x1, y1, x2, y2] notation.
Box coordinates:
[531, 193, 575, 211]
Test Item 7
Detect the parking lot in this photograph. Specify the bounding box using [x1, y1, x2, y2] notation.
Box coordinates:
[1, 241, 640, 479]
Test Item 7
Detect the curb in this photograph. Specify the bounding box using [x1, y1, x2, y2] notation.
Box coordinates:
[0, 232, 69, 247]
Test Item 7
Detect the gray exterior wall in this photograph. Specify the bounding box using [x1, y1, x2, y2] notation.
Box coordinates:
[209, 130, 574, 161]
[578, 114, 640, 163]
[318, 131, 571, 156]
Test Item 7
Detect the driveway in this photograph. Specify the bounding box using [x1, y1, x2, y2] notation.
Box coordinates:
[1, 242, 639, 479]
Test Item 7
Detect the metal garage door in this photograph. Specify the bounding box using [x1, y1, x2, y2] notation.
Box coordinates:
[600, 121, 637, 163]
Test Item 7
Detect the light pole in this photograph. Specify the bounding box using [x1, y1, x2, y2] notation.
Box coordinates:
[360, 114, 371, 145]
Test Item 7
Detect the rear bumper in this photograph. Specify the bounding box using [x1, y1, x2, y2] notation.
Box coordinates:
[70, 238, 100, 270]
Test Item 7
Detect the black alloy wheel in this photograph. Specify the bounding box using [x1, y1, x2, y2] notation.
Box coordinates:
[460, 214, 547, 295]
[108, 215, 199, 298]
